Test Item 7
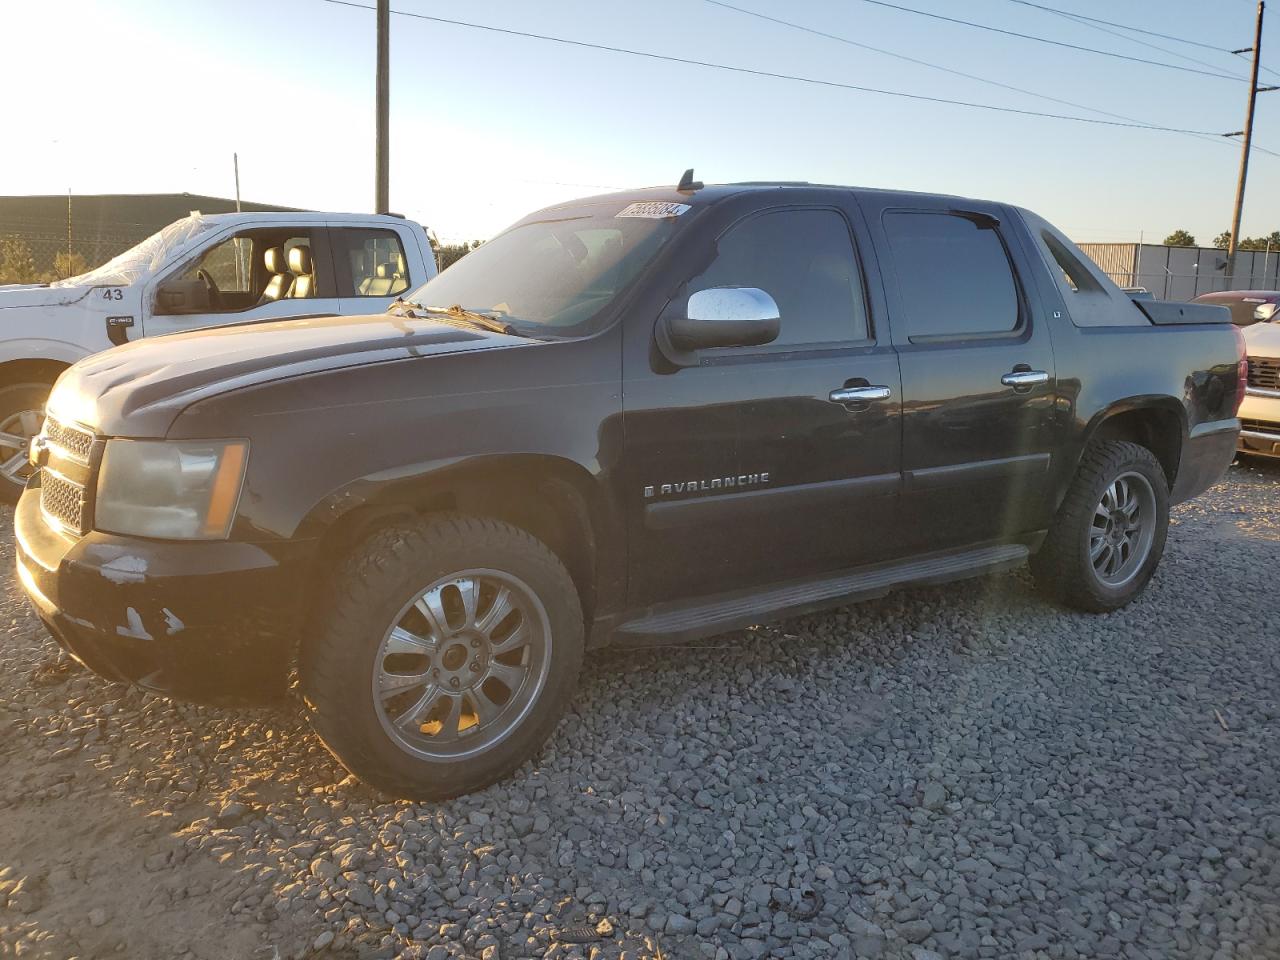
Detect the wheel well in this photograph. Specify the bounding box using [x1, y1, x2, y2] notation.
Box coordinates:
[1089, 407, 1182, 486]
[308, 464, 599, 623]
[0, 358, 69, 389]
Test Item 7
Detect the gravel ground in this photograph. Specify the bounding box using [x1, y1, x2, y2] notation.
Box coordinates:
[2, 458, 1279, 960]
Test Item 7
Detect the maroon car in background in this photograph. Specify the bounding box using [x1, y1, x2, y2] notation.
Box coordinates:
[1192, 289, 1280, 326]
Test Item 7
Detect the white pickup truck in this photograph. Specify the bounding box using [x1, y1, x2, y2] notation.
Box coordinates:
[0, 210, 437, 498]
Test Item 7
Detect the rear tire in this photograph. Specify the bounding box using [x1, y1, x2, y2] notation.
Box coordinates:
[0, 382, 51, 504]
[1031, 440, 1169, 613]
[300, 514, 584, 800]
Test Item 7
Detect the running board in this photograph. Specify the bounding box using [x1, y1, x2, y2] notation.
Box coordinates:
[611, 543, 1029, 645]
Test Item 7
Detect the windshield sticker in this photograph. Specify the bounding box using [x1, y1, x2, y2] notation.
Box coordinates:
[617, 201, 691, 219]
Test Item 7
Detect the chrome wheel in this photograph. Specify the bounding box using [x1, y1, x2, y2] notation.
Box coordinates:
[1089, 471, 1156, 588]
[0, 407, 43, 486]
[372, 569, 551, 760]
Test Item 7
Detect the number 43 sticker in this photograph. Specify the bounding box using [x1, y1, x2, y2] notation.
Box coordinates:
[101, 288, 124, 301]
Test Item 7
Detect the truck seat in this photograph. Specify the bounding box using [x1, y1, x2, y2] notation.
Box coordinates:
[358, 261, 401, 297]
[260, 247, 293, 302]
[288, 245, 315, 298]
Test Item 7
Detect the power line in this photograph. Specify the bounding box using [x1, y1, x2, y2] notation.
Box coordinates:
[1015, 3, 1253, 78]
[853, 0, 1249, 82]
[1002, 0, 1237, 54]
[702, 0, 1258, 158]
[318, 0, 1232, 137]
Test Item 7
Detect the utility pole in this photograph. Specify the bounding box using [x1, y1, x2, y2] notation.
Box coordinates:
[375, 0, 390, 214]
[1226, 0, 1267, 285]
[65, 188, 72, 271]
[233, 152, 242, 212]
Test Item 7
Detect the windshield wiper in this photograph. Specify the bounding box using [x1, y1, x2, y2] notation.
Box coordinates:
[389, 299, 520, 336]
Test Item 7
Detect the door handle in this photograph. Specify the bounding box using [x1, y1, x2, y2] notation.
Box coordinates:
[829, 385, 892, 404]
[1001, 370, 1049, 388]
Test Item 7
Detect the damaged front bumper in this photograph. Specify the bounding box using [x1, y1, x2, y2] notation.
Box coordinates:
[14, 482, 313, 705]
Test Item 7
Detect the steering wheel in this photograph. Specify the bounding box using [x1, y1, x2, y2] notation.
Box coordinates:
[196, 268, 222, 310]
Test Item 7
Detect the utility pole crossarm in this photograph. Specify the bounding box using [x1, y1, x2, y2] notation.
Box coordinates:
[1226, 0, 1265, 285]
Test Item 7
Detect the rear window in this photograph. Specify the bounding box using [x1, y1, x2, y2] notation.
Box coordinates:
[1018, 209, 1148, 328]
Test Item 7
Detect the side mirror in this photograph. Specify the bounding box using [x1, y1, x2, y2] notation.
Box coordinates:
[1255, 302, 1278, 323]
[155, 278, 209, 315]
[665, 287, 781, 353]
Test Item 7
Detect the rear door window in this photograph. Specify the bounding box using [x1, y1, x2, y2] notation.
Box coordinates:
[882, 212, 1020, 341]
[334, 228, 410, 298]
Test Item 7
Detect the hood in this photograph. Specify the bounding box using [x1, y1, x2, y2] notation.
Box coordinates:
[1243, 319, 1280, 358]
[0, 284, 92, 310]
[48, 312, 526, 437]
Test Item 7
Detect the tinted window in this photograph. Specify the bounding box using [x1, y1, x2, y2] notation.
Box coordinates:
[883, 212, 1019, 340]
[689, 208, 868, 346]
[335, 228, 410, 298]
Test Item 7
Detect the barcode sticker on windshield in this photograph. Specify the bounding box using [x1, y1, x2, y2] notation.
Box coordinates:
[617, 201, 691, 219]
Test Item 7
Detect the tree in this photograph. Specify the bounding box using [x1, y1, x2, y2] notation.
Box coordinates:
[0, 236, 40, 284]
[1213, 229, 1280, 251]
[1163, 229, 1196, 247]
[434, 240, 483, 271]
[43, 251, 90, 282]
[1240, 230, 1280, 251]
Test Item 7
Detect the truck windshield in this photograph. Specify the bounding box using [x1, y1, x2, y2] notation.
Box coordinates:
[405, 204, 685, 336]
[51, 215, 218, 288]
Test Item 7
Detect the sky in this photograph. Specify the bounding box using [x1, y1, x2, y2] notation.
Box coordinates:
[2, 0, 1277, 246]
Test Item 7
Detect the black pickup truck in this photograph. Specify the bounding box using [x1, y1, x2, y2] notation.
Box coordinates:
[16, 180, 1244, 799]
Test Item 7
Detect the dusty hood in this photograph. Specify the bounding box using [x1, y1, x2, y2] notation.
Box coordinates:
[48, 312, 525, 437]
[0, 284, 91, 310]
[1243, 320, 1280, 359]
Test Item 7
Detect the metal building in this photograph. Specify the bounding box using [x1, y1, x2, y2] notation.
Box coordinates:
[1077, 242, 1280, 301]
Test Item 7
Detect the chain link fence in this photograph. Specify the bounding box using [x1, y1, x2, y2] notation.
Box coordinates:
[0, 232, 142, 283]
[1079, 242, 1280, 300]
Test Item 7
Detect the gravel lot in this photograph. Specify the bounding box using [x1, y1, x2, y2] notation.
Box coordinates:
[2, 458, 1279, 960]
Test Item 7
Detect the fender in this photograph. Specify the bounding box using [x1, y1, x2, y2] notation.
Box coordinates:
[1048, 396, 1188, 512]
[1080, 395, 1189, 449]
[0, 338, 93, 368]
[291, 452, 627, 618]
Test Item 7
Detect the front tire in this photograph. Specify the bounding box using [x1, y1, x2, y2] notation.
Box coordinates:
[300, 515, 584, 800]
[0, 382, 51, 504]
[1031, 440, 1169, 613]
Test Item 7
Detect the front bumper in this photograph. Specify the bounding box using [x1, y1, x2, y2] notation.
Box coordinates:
[1239, 389, 1280, 458]
[15, 479, 314, 705]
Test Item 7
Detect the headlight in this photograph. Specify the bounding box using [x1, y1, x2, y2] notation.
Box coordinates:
[95, 439, 249, 540]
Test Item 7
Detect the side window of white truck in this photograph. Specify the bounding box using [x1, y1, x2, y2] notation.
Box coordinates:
[155, 229, 325, 316]
[333, 228, 411, 298]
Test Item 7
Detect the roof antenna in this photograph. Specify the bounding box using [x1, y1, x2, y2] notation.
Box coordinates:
[677, 168, 703, 192]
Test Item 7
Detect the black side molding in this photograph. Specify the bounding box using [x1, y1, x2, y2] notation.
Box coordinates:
[904, 453, 1050, 492]
[612, 542, 1030, 645]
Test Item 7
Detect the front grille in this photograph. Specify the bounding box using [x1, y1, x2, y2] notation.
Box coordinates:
[40, 469, 88, 535]
[1241, 419, 1280, 436]
[1248, 356, 1280, 391]
[43, 417, 94, 461]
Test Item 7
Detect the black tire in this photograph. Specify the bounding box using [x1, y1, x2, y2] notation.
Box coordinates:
[0, 382, 51, 504]
[299, 514, 584, 800]
[1030, 440, 1170, 613]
